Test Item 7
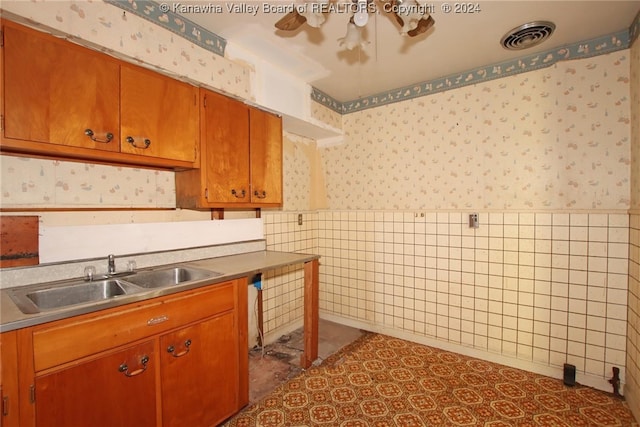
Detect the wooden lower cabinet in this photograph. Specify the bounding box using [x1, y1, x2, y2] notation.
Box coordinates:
[160, 313, 238, 427]
[12, 279, 247, 427]
[35, 340, 157, 427]
[0, 331, 20, 427]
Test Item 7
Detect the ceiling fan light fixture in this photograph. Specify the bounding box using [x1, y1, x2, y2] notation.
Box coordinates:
[399, 17, 420, 35]
[392, 0, 431, 35]
[302, 11, 325, 28]
[353, 0, 369, 27]
[338, 20, 366, 50]
[299, 0, 327, 28]
[275, 0, 434, 49]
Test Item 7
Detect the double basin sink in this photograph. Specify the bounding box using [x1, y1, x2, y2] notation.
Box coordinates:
[8, 266, 223, 315]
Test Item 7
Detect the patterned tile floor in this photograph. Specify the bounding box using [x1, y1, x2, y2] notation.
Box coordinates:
[226, 332, 638, 427]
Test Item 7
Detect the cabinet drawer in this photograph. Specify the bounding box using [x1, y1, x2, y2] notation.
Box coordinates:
[32, 281, 235, 372]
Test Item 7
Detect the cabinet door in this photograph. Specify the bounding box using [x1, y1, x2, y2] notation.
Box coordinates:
[160, 312, 239, 427]
[249, 107, 283, 205]
[2, 22, 120, 150]
[0, 332, 19, 427]
[202, 90, 250, 204]
[120, 64, 198, 162]
[34, 340, 157, 427]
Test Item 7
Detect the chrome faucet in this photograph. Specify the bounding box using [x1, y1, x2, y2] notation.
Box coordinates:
[108, 254, 116, 275]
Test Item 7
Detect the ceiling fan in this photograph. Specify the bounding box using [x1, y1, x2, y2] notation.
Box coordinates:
[275, 0, 435, 49]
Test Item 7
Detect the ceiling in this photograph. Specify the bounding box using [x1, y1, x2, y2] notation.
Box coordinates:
[180, 1, 640, 102]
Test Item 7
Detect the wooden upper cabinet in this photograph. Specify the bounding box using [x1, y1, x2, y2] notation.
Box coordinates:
[175, 89, 283, 208]
[1, 20, 197, 169]
[250, 107, 283, 205]
[202, 90, 250, 204]
[2, 20, 120, 151]
[120, 65, 199, 163]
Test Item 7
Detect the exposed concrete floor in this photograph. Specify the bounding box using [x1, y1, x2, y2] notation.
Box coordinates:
[248, 319, 364, 404]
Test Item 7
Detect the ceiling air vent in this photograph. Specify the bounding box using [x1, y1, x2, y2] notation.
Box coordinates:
[500, 21, 556, 50]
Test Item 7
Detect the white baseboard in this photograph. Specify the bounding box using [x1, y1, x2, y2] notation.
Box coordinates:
[320, 312, 623, 396]
[623, 384, 640, 422]
[262, 318, 305, 347]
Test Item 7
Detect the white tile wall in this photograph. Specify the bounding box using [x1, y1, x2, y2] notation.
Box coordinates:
[626, 27, 639, 420]
[261, 212, 318, 340]
[627, 213, 640, 404]
[314, 210, 629, 389]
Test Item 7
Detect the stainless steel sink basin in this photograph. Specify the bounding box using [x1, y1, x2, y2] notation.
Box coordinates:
[7, 265, 223, 315]
[125, 267, 221, 289]
[8, 279, 140, 314]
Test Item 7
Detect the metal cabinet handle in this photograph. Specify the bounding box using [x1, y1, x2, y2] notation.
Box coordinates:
[147, 315, 169, 326]
[253, 190, 267, 199]
[231, 189, 246, 198]
[126, 136, 151, 149]
[84, 128, 114, 143]
[118, 355, 150, 377]
[167, 339, 192, 358]
[2, 395, 9, 417]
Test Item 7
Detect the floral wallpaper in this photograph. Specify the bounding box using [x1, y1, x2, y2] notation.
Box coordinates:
[1, 0, 251, 99]
[626, 36, 640, 419]
[312, 29, 631, 115]
[279, 132, 330, 212]
[281, 133, 313, 212]
[0, 156, 175, 208]
[320, 51, 631, 211]
[631, 35, 640, 211]
[311, 101, 343, 131]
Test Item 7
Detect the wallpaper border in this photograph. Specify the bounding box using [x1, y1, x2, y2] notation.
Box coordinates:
[105, 0, 227, 56]
[105, 0, 638, 115]
[313, 28, 632, 114]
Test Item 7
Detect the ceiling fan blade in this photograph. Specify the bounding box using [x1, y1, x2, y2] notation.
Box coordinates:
[275, 10, 307, 31]
[388, 0, 405, 27]
[407, 14, 435, 37]
[392, 12, 404, 28]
